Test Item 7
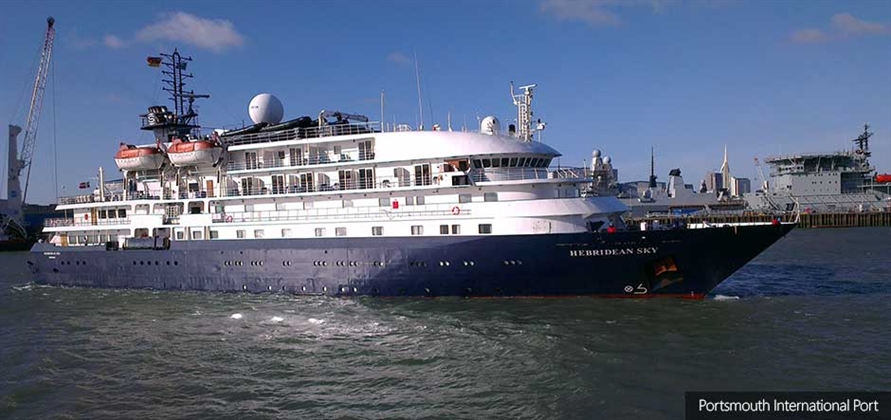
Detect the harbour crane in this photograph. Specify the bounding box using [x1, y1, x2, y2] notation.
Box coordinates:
[9, 17, 56, 208]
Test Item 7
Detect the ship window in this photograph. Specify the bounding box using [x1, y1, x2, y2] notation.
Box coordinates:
[118, 209, 127, 218]
[343, 199, 353, 208]
[484, 192, 498, 202]
[289, 147, 303, 166]
[358, 140, 374, 160]
[440, 225, 449, 235]
[335, 227, 347, 237]
[245, 204, 254, 212]
[509, 158, 518, 167]
[176, 231, 185, 240]
[501, 158, 509, 167]
[236, 230, 246, 239]
[405, 196, 414, 206]
[315, 227, 326, 237]
[379, 198, 390, 207]
[210, 230, 219, 239]
[282, 228, 292, 238]
[245, 152, 259, 170]
[358, 168, 374, 189]
[479, 224, 493, 234]
[372, 226, 383, 236]
[416, 195, 425, 205]
[458, 194, 472, 203]
[414, 164, 431, 186]
[304, 201, 314, 210]
[491, 158, 501, 168]
[192, 230, 203, 240]
[98, 210, 107, 219]
[411, 225, 424, 235]
[472, 159, 482, 169]
[451, 224, 460, 235]
[254, 229, 265, 238]
[482, 158, 491, 167]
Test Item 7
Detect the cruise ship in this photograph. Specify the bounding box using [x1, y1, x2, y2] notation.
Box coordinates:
[28, 50, 795, 298]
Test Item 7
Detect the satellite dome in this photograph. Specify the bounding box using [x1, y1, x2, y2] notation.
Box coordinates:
[603, 156, 612, 164]
[480, 116, 501, 136]
[248, 93, 284, 125]
[592, 149, 602, 158]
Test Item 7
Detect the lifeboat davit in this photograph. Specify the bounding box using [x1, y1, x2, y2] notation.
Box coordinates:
[166, 138, 223, 167]
[876, 174, 891, 183]
[114, 143, 165, 171]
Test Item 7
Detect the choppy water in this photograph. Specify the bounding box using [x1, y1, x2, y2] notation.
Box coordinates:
[2, 227, 890, 419]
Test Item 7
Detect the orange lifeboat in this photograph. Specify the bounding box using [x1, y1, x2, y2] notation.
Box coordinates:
[876, 174, 891, 183]
[166, 137, 223, 167]
[114, 143, 165, 171]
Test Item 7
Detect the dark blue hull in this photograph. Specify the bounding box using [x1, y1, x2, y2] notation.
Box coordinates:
[28, 223, 794, 298]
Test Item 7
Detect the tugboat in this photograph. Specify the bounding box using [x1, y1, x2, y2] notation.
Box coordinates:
[30, 50, 795, 298]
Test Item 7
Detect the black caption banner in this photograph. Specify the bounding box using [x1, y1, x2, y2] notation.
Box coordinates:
[686, 392, 891, 420]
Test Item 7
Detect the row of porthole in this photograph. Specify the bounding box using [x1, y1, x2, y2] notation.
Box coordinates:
[133, 261, 179, 266]
[504, 260, 523, 265]
[225, 261, 244, 266]
[59, 261, 87, 266]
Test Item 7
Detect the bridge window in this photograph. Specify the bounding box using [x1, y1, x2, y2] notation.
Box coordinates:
[479, 224, 493, 234]
[472, 159, 482, 169]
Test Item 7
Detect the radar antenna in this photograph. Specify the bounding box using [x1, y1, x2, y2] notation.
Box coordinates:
[852, 123, 872, 158]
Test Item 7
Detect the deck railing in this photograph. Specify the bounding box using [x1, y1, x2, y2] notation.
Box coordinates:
[45, 217, 131, 227]
[212, 204, 471, 224]
[221, 122, 381, 147]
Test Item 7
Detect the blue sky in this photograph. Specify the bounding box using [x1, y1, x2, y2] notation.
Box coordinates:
[1, 0, 889, 205]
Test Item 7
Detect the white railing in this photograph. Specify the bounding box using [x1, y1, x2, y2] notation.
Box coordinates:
[227, 150, 375, 172]
[212, 204, 471, 224]
[221, 122, 381, 146]
[45, 217, 131, 227]
[469, 167, 592, 183]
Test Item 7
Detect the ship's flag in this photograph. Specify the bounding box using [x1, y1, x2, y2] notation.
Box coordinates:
[146, 56, 162, 67]
[79, 182, 90, 189]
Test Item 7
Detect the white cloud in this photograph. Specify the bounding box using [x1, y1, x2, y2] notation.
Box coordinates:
[68, 30, 97, 50]
[103, 35, 125, 49]
[790, 29, 829, 44]
[386, 51, 411, 65]
[538, 0, 678, 27]
[135, 12, 244, 53]
[790, 13, 889, 44]
[831, 13, 890, 37]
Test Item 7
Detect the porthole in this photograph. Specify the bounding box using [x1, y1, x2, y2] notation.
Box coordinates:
[267, 286, 272, 291]
[323, 286, 328, 292]
[301, 286, 307, 292]
[140, 261, 144, 265]
[174, 261, 179, 266]
[242, 285, 247, 290]
[495, 287, 503, 294]
[352, 287, 358, 293]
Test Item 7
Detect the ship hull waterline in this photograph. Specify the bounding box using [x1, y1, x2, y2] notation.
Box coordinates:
[28, 223, 794, 299]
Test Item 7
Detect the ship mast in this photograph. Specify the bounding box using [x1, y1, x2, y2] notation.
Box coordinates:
[853, 123, 872, 158]
[510, 82, 537, 142]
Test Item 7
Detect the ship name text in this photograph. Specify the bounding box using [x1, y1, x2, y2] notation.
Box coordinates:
[569, 247, 658, 258]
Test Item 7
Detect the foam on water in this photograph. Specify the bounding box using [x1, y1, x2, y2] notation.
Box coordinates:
[270, 316, 284, 323]
[230, 313, 243, 319]
[712, 294, 740, 301]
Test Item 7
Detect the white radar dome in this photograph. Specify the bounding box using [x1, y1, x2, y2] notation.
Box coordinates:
[480, 116, 501, 136]
[603, 156, 612, 164]
[249, 93, 284, 125]
[592, 149, 601, 158]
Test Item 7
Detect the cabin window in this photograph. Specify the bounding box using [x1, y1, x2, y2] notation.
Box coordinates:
[411, 225, 424, 235]
[338, 170, 354, 190]
[282, 228, 292, 238]
[176, 231, 185, 240]
[414, 164, 431, 186]
[98, 210, 107, 219]
[372, 226, 383, 236]
[405, 196, 414, 206]
[236, 230, 246, 239]
[245, 204, 254, 212]
[210, 230, 219, 239]
[451, 224, 460, 235]
[289, 147, 303, 166]
[479, 224, 493, 234]
[379, 198, 390, 207]
[358, 168, 374, 189]
[509, 157, 518, 167]
[335, 227, 347, 237]
[271, 175, 285, 194]
[192, 230, 203, 240]
[300, 173, 314, 192]
[276, 202, 287, 211]
[304, 201, 314, 210]
[343, 199, 353, 208]
[458, 194, 472, 203]
[358, 140, 374, 160]
[472, 159, 482, 169]
[277, 150, 286, 166]
[254, 229, 265, 239]
[416, 195, 425, 205]
[484, 192, 498, 202]
[245, 152, 259, 170]
[314, 228, 326, 237]
[118, 209, 127, 218]
[439, 225, 449, 235]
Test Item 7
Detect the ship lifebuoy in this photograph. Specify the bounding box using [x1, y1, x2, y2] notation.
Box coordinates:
[451, 206, 460, 216]
[225, 215, 233, 223]
[84, 214, 89, 220]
